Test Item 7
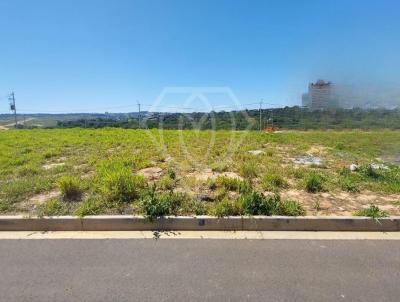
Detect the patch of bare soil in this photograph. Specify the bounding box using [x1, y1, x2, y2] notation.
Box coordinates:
[308, 145, 329, 155]
[137, 167, 163, 180]
[42, 163, 65, 170]
[280, 189, 400, 216]
[17, 189, 61, 213]
[186, 169, 243, 182]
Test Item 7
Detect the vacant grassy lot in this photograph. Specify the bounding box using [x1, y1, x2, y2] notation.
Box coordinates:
[1, 128, 399, 217]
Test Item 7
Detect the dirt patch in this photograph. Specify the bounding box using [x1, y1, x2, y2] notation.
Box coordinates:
[16, 189, 61, 213]
[248, 150, 265, 155]
[308, 145, 328, 155]
[42, 163, 65, 170]
[186, 169, 243, 182]
[28, 190, 61, 205]
[280, 189, 400, 216]
[137, 167, 163, 180]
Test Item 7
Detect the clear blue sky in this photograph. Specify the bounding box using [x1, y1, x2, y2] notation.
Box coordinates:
[1, 0, 400, 113]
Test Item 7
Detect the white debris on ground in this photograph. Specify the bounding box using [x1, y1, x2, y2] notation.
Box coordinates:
[349, 164, 359, 171]
[248, 150, 265, 155]
[370, 163, 389, 170]
[293, 155, 323, 166]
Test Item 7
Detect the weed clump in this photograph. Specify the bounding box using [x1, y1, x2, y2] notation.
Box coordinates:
[158, 175, 176, 190]
[240, 162, 257, 179]
[212, 198, 241, 217]
[262, 172, 288, 191]
[339, 177, 360, 193]
[215, 176, 251, 193]
[305, 173, 325, 193]
[236, 192, 305, 216]
[37, 199, 68, 217]
[353, 204, 388, 219]
[140, 188, 184, 220]
[275, 199, 306, 216]
[100, 169, 146, 204]
[75, 197, 106, 217]
[58, 176, 83, 200]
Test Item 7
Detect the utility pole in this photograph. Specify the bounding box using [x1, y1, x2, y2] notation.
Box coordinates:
[137, 101, 141, 129]
[259, 100, 263, 131]
[271, 109, 274, 128]
[8, 92, 17, 127]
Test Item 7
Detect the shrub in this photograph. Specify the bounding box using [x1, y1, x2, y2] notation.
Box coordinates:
[212, 198, 240, 217]
[262, 172, 288, 191]
[305, 173, 324, 193]
[140, 189, 183, 220]
[75, 198, 106, 217]
[353, 205, 388, 219]
[240, 162, 257, 179]
[58, 176, 83, 200]
[100, 169, 146, 203]
[37, 199, 67, 217]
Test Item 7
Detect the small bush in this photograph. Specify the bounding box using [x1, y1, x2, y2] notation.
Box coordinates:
[353, 205, 388, 219]
[212, 198, 240, 217]
[58, 176, 83, 200]
[240, 162, 257, 179]
[305, 173, 324, 193]
[140, 189, 183, 220]
[262, 173, 288, 191]
[100, 169, 146, 203]
[75, 198, 106, 217]
[37, 199, 67, 217]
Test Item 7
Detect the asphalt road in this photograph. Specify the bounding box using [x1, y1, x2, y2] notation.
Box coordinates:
[1, 239, 399, 301]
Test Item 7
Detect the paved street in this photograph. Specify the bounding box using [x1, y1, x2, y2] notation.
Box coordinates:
[0, 237, 399, 301]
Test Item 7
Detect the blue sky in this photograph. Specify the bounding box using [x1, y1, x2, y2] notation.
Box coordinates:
[1, 0, 400, 113]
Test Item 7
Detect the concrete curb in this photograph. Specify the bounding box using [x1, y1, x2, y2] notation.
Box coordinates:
[0, 216, 400, 231]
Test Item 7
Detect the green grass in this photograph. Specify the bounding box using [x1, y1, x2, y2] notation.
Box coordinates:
[37, 199, 68, 217]
[58, 176, 83, 200]
[305, 172, 325, 193]
[353, 205, 389, 219]
[75, 197, 107, 217]
[262, 172, 288, 191]
[1, 128, 400, 216]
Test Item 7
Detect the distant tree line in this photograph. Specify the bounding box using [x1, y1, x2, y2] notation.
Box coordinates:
[55, 106, 400, 130]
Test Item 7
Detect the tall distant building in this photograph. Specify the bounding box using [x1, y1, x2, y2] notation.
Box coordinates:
[302, 80, 338, 110]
